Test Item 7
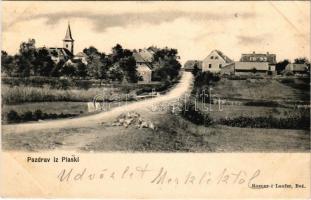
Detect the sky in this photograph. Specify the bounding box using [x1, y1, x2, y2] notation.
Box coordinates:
[2, 1, 310, 64]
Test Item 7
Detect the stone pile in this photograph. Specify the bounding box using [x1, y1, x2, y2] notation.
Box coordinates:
[112, 112, 156, 130]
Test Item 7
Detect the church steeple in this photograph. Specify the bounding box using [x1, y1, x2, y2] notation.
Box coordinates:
[63, 22, 74, 54]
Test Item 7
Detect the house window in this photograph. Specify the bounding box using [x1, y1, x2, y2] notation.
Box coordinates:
[215, 56, 218, 59]
[66, 44, 68, 48]
[210, 56, 214, 59]
[219, 64, 222, 68]
[209, 64, 212, 68]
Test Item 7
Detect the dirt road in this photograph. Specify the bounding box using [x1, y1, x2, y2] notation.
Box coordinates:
[2, 72, 193, 135]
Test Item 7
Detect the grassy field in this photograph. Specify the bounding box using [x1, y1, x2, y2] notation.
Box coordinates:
[195, 102, 309, 119]
[211, 78, 310, 101]
[1, 84, 137, 104]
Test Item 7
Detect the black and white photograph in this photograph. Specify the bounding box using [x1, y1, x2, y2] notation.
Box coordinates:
[1, 1, 311, 198]
[1, 1, 310, 153]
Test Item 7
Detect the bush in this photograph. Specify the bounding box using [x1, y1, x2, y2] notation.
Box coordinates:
[34, 109, 43, 120]
[194, 71, 220, 88]
[227, 75, 248, 80]
[284, 71, 294, 76]
[181, 102, 212, 126]
[218, 115, 310, 130]
[280, 78, 294, 84]
[5, 109, 78, 124]
[136, 81, 173, 95]
[7, 110, 20, 123]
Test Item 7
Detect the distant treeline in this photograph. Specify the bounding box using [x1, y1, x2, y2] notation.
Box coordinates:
[1, 39, 181, 83]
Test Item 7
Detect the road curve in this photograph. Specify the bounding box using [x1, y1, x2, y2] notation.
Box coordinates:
[2, 72, 193, 134]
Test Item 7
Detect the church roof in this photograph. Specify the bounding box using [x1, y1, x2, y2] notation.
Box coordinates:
[64, 24, 74, 41]
[46, 47, 73, 59]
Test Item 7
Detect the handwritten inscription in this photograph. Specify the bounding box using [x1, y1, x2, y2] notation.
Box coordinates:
[57, 165, 261, 187]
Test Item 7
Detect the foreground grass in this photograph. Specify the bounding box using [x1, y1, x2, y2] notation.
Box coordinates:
[2, 113, 309, 152]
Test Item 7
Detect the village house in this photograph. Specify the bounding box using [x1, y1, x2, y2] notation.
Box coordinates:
[202, 50, 234, 72]
[240, 51, 276, 64]
[133, 52, 152, 83]
[236, 51, 276, 74]
[73, 52, 88, 65]
[227, 62, 274, 75]
[284, 63, 309, 74]
[221, 51, 277, 75]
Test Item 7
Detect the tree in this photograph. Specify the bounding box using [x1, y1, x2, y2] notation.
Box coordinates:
[76, 62, 88, 79]
[107, 64, 124, 82]
[14, 39, 38, 77]
[152, 48, 181, 81]
[276, 59, 290, 74]
[1, 51, 14, 76]
[111, 44, 124, 62]
[119, 56, 138, 83]
[294, 57, 310, 70]
[83, 46, 100, 57]
[34, 48, 55, 76]
[50, 60, 65, 77]
[61, 62, 76, 77]
[83, 46, 111, 83]
[192, 62, 200, 76]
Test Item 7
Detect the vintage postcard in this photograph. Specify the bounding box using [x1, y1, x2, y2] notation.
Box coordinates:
[0, 1, 310, 198]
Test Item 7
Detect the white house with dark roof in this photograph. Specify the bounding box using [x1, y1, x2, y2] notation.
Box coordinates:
[133, 52, 152, 83]
[233, 61, 273, 74]
[226, 51, 277, 75]
[73, 52, 88, 65]
[202, 50, 233, 72]
[285, 63, 309, 74]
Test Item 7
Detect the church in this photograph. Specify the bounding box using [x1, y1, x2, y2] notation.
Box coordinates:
[46, 23, 87, 65]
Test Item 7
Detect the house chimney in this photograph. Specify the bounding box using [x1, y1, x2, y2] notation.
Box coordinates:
[253, 51, 255, 54]
[267, 51, 269, 55]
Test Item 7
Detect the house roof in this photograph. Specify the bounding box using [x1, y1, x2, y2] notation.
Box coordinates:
[64, 24, 74, 41]
[66, 58, 82, 64]
[75, 52, 87, 57]
[147, 46, 158, 53]
[241, 53, 276, 57]
[133, 52, 147, 63]
[234, 61, 269, 70]
[286, 63, 308, 72]
[214, 50, 234, 63]
[137, 49, 154, 62]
